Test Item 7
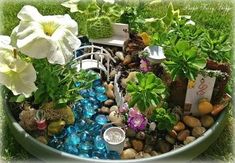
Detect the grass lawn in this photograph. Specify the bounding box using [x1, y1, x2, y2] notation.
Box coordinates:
[0, 0, 234, 162]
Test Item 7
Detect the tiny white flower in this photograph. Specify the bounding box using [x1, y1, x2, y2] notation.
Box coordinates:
[12, 5, 81, 65]
[0, 36, 37, 97]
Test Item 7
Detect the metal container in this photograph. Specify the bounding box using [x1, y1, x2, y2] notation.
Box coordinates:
[0, 86, 227, 162]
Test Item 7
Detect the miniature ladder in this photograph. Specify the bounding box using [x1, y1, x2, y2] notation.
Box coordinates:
[74, 45, 116, 81]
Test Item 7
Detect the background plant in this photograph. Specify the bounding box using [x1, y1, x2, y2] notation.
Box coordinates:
[127, 72, 166, 114]
[163, 39, 207, 80]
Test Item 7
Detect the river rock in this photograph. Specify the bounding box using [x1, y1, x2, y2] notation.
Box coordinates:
[99, 106, 110, 114]
[201, 115, 214, 128]
[168, 130, 177, 138]
[165, 134, 176, 144]
[126, 127, 137, 137]
[143, 153, 151, 158]
[143, 145, 153, 153]
[110, 69, 117, 78]
[124, 138, 132, 149]
[173, 121, 185, 132]
[183, 136, 196, 145]
[183, 115, 201, 128]
[131, 139, 144, 152]
[177, 129, 190, 141]
[136, 131, 146, 140]
[198, 98, 213, 115]
[108, 111, 124, 126]
[149, 122, 157, 131]
[192, 126, 206, 138]
[158, 140, 171, 153]
[110, 105, 119, 112]
[116, 51, 125, 61]
[123, 54, 132, 65]
[121, 148, 137, 159]
[104, 99, 114, 106]
[150, 151, 159, 156]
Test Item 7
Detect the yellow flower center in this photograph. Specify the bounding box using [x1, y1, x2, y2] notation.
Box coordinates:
[42, 22, 59, 36]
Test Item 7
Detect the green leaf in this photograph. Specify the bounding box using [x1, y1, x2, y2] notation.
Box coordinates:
[176, 40, 190, 52]
[9, 95, 26, 103]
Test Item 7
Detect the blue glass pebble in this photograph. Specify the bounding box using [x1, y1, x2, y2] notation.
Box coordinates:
[80, 99, 89, 106]
[80, 131, 91, 142]
[65, 133, 80, 145]
[93, 79, 102, 87]
[65, 145, 79, 155]
[66, 126, 76, 134]
[94, 135, 106, 150]
[79, 141, 93, 151]
[79, 89, 89, 98]
[96, 94, 108, 102]
[88, 89, 96, 97]
[74, 119, 86, 132]
[95, 86, 106, 94]
[92, 151, 106, 159]
[106, 151, 121, 160]
[79, 152, 90, 158]
[75, 82, 81, 87]
[83, 108, 96, 118]
[95, 114, 107, 125]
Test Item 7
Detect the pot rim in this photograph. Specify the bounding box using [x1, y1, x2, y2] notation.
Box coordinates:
[0, 86, 227, 162]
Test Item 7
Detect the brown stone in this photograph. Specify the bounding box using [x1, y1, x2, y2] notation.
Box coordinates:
[183, 115, 201, 128]
[173, 121, 185, 132]
[177, 129, 190, 141]
[168, 130, 177, 138]
[104, 99, 114, 106]
[158, 140, 171, 153]
[183, 136, 196, 145]
[121, 148, 137, 159]
[192, 126, 206, 138]
[136, 131, 146, 140]
[131, 139, 144, 152]
[201, 115, 214, 128]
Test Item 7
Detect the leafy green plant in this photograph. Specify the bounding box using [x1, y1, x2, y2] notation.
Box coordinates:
[126, 72, 166, 114]
[151, 107, 176, 131]
[200, 30, 232, 63]
[164, 40, 207, 81]
[32, 59, 97, 108]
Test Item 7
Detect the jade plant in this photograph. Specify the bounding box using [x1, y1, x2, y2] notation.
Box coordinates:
[163, 40, 207, 81]
[126, 72, 166, 116]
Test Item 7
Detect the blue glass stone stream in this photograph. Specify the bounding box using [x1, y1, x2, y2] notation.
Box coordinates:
[48, 77, 119, 159]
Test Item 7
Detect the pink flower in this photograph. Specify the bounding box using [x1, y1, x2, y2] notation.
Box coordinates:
[118, 103, 129, 113]
[127, 108, 148, 131]
[140, 59, 152, 72]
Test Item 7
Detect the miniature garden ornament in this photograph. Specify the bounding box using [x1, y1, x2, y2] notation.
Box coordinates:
[0, 36, 37, 97]
[11, 5, 81, 65]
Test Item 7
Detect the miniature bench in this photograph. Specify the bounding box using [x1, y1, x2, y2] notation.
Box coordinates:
[90, 23, 129, 48]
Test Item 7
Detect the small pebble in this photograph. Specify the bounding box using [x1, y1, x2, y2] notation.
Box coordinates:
[104, 99, 114, 106]
[124, 138, 132, 149]
[123, 54, 132, 65]
[158, 140, 171, 153]
[183, 115, 201, 128]
[121, 148, 137, 159]
[192, 126, 206, 138]
[177, 129, 190, 141]
[143, 145, 153, 153]
[110, 105, 119, 112]
[115, 51, 124, 61]
[150, 151, 159, 156]
[131, 139, 144, 152]
[126, 127, 137, 137]
[108, 111, 124, 126]
[165, 134, 176, 144]
[201, 115, 214, 128]
[198, 99, 213, 115]
[149, 122, 156, 131]
[173, 121, 185, 132]
[136, 131, 146, 140]
[135, 151, 144, 159]
[99, 106, 110, 114]
[168, 130, 177, 138]
[143, 153, 151, 158]
[110, 69, 117, 78]
[183, 136, 196, 145]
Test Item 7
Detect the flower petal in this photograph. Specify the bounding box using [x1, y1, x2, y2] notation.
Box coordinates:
[48, 28, 81, 65]
[17, 5, 42, 21]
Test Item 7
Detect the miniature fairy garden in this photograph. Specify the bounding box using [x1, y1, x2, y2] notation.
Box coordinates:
[0, 0, 232, 160]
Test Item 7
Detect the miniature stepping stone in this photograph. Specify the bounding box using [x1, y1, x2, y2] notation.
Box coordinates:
[144, 45, 166, 63]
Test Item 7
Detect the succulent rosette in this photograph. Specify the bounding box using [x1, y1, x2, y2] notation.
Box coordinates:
[127, 108, 148, 131]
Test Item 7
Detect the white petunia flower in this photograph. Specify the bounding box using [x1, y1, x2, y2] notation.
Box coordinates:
[11, 5, 81, 65]
[0, 36, 37, 97]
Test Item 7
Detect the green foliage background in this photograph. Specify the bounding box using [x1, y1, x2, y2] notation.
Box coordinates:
[0, 0, 234, 161]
